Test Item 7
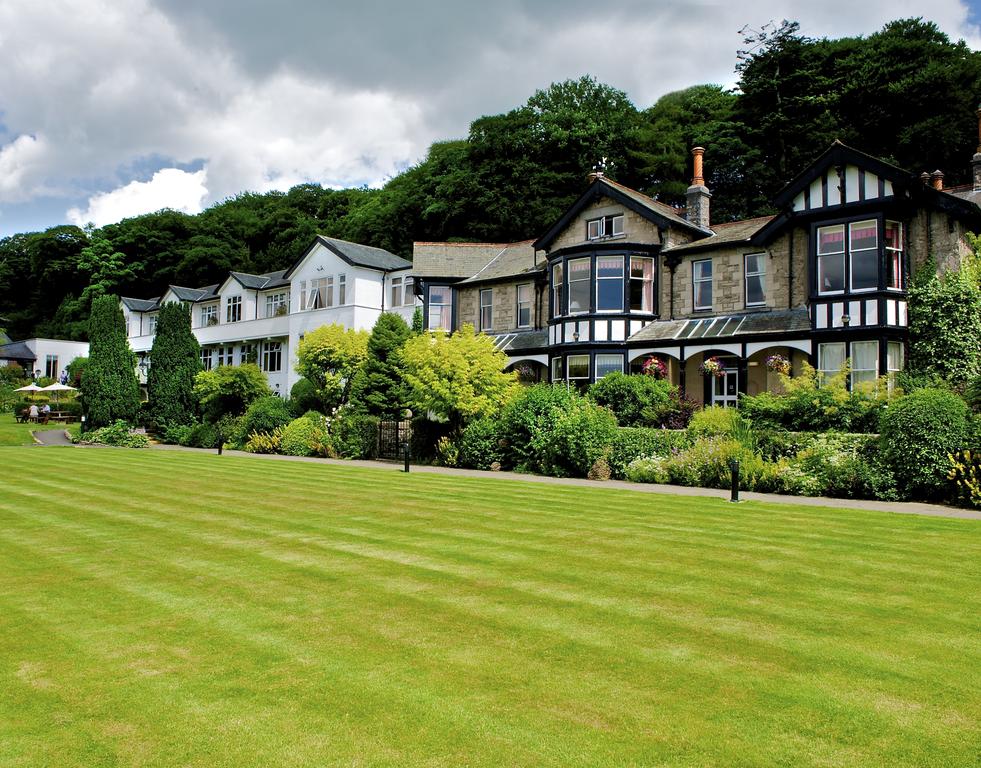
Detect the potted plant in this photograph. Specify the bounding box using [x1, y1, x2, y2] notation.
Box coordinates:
[699, 356, 726, 379]
[641, 355, 668, 379]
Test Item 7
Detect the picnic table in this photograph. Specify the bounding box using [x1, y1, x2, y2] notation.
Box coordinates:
[15, 410, 75, 424]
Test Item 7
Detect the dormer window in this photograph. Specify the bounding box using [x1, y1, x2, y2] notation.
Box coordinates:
[587, 214, 623, 240]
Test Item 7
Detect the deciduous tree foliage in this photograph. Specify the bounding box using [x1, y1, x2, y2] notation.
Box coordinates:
[82, 295, 141, 429]
[193, 363, 271, 423]
[295, 324, 370, 412]
[399, 325, 519, 431]
[148, 302, 202, 427]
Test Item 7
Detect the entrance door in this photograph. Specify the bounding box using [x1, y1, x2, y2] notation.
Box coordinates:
[712, 367, 739, 407]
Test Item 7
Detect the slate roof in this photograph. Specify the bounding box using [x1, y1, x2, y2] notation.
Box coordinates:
[0, 341, 36, 361]
[228, 269, 290, 291]
[120, 296, 160, 312]
[168, 285, 217, 302]
[663, 216, 775, 255]
[455, 241, 543, 285]
[315, 235, 412, 272]
[628, 309, 811, 344]
[601, 178, 710, 233]
[411, 242, 516, 279]
[491, 329, 549, 352]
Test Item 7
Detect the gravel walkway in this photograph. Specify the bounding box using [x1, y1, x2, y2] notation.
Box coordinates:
[148, 443, 981, 521]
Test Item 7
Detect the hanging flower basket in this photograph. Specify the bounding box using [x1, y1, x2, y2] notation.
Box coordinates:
[765, 354, 791, 375]
[641, 355, 668, 379]
[699, 356, 726, 379]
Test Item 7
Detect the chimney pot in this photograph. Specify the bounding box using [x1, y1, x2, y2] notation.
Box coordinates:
[920, 171, 931, 185]
[931, 170, 944, 191]
[691, 146, 705, 187]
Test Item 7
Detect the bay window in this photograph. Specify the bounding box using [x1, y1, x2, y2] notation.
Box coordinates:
[850, 340, 878, 388]
[516, 283, 532, 328]
[265, 292, 288, 317]
[200, 304, 217, 326]
[817, 342, 845, 382]
[745, 253, 766, 306]
[693, 259, 712, 311]
[568, 258, 591, 314]
[630, 256, 654, 313]
[428, 285, 452, 331]
[817, 225, 846, 294]
[551, 356, 564, 383]
[552, 263, 563, 317]
[595, 354, 623, 379]
[849, 220, 878, 291]
[596, 255, 624, 312]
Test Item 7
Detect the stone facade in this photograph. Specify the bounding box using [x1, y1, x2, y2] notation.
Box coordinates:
[456, 280, 549, 333]
[549, 200, 664, 252]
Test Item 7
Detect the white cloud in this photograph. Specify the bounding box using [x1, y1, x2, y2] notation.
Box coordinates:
[0, 134, 51, 202]
[66, 167, 208, 227]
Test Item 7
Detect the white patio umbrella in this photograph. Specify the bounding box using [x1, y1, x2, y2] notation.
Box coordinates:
[13, 383, 44, 393]
[39, 382, 77, 404]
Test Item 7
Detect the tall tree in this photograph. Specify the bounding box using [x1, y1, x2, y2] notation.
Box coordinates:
[82, 295, 141, 428]
[295, 324, 370, 412]
[349, 312, 412, 418]
[148, 302, 202, 427]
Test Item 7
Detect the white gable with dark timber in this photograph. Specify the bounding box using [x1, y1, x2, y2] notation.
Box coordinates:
[792, 164, 895, 212]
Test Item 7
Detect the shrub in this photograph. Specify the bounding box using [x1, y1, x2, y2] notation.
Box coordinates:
[183, 422, 218, 449]
[792, 433, 897, 500]
[193, 364, 271, 423]
[435, 436, 460, 467]
[83, 295, 141, 429]
[244, 428, 283, 454]
[289, 377, 323, 416]
[880, 387, 971, 500]
[408, 418, 453, 463]
[948, 449, 981, 508]
[0, 363, 26, 385]
[242, 396, 293, 439]
[458, 417, 507, 470]
[332, 412, 380, 459]
[161, 422, 194, 445]
[625, 456, 671, 484]
[79, 420, 150, 448]
[587, 372, 673, 427]
[147, 302, 201, 428]
[656, 390, 699, 429]
[499, 384, 577, 473]
[688, 406, 747, 440]
[280, 414, 328, 457]
[543, 397, 619, 478]
[608, 427, 690, 479]
[587, 456, 612, 481]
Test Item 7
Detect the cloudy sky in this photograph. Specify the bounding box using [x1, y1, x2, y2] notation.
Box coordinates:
[0, 0, 979, 237]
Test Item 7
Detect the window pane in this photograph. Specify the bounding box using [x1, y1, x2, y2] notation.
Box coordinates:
[818, 225, 845, 254]
[568, 258, 591, 313]
[693, 260, 711, 281]
[851, 250, 878, 291]
[850, 220, 877, 252]
[567, 355, 589, 379]
[552, 264, 563, 316]
[746, 275, 765, 305]
[885, 221, 902, 250]
[745, 253, 763, 274]
[611, 215, 623, 235]
[818, 343, 846, 378]
[595, 354, 623, 379]
[596, 256, 622, 278]
[887, 341, 904, 372]
[596, 255, 623, 312]
[629, 257, 654, 312]
[551, 357, 564, 381]
[693, 259, 712, 309]
[818, 253, 845, 293]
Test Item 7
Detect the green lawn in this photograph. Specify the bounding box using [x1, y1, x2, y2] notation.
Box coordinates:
[0, 415, 77, 446]
[0, 447, 978, 767]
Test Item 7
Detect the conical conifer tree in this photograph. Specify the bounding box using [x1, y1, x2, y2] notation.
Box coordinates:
[82, 295, 141, 428]
[148, 302, 202, 427]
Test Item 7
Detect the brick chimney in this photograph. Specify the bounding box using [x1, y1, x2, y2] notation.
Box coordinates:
[685, 147, 711, 229]
[973, 104, 981, 191]
[931, 170, 944, 191]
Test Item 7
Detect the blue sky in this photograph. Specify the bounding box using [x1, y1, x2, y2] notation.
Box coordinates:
[0, 0, 979, 238]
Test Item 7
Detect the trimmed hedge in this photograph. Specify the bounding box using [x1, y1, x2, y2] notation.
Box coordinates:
[608, 428, 690, 479]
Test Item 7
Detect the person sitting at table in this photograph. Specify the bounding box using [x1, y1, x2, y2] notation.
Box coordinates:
[28, 404, 39, 422]
[41, 403, 51, 422]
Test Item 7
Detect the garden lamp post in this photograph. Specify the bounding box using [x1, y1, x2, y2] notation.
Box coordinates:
[402, 409, 412, 472]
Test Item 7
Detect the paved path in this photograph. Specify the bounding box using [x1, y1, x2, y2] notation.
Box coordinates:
[149, 443, 981, 521]
[32, 429, 73, 446]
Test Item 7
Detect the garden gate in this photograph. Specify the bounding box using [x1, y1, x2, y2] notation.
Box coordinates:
[377, 419, 412, 459]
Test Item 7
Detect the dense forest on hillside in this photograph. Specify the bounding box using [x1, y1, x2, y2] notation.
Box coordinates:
[2, 18, 980, 340]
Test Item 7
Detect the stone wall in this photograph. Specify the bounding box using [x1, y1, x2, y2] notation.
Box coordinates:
[549, 201, 662, 252]
[456, 280, 548, 333]
[907, 209, 974, 277]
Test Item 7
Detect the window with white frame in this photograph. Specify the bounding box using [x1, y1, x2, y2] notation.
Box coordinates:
[391, 276, 403, 308]
[265, 292, 289, 317]
[325, 276, 335, 307]
[745, 253, 766, 306]
[428, 285, 452, 331]
[200, 304, 218, 326]
[147, 315, 158, 335]
[305, 278, 328, 309]
[567, 354, 590, 387]
[552, 263, 563, 317]
[261, 341, 282, 372]
[629, 256, 654, 312]
[885, 221, 903, 290]
[817, 342, 845, 382]
[338, 274, 346, 304]
[587, 214, 624, 240]
[516, 283, 532, 328]
[200, 348, 213, 371]
[817, 225, 846, 294]
[226, 296, 242, 323]
[45, 355, 58, 379]
[692, 259, 712, 311]
[849, 220, 878, 291]
[568, 258, 591, 314]
[240, 343, 258, 365]
[850, 340, 878, 389]
[402, 277, 413, 305]
[596, 255, 624, 312]
[551, 356, 565, 382]
[479, 289, 493, 331]
[216, 346, 235, 367]
[595, 354, 623, 379]
[887, 341, 904, 392]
